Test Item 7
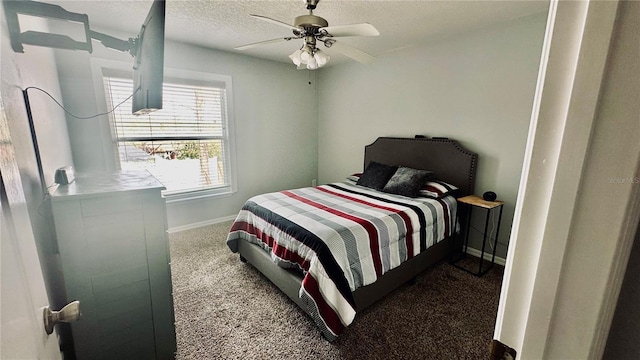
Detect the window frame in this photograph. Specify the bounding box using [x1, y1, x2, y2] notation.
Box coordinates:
[91, 59, 237, 203]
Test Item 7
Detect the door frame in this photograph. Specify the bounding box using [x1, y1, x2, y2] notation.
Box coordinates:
[495, 0, 640, 358]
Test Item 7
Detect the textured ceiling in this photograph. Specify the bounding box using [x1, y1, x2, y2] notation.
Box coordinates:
[45, 0, 549, 66]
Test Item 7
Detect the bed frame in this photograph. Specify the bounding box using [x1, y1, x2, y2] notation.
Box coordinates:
[236, 136, 478, 316]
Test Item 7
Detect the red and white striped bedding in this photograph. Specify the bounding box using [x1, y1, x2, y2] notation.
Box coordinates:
[226, 181, 457, 340]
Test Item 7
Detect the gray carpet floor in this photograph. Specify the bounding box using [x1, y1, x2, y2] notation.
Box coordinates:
[169, 221, 504, 359]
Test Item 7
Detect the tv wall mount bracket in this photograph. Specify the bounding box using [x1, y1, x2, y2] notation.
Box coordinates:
[4, 0, 138, 56]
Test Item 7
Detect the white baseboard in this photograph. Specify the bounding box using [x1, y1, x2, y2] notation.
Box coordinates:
[464, 247, 507, 266]
[167, 215, 237, 234]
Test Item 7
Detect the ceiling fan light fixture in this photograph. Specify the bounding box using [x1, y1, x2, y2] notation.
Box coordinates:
[288, 49, 303, 66]
[237, 0, 379, 69]
[314, 49, 329, 67]
[300, 44, 313, 62]
[290, 45, 329, 70]
[306, 56, 318, 70]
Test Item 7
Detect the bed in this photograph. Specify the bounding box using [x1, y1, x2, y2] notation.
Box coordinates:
[226, 136, 478, 340]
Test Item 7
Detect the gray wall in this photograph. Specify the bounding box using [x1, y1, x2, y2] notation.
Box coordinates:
[53, 33, 319, 229]
[51, 12, 547, 253]
[22, 8, 547, 255]
[316, 13, 547, 258]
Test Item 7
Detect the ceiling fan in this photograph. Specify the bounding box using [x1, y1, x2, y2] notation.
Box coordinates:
[235, 0, 380, 70]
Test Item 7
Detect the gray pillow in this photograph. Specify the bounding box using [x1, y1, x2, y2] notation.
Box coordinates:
[383, 167, 434, 197]
[356, 161, 398, 191]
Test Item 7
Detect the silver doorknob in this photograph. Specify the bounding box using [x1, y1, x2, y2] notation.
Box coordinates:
[43, 300, 81, 335]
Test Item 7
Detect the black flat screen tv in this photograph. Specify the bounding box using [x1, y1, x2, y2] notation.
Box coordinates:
[132, 0, 165, 115]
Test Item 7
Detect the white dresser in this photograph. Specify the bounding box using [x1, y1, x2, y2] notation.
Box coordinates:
[50, 170, 176, 359]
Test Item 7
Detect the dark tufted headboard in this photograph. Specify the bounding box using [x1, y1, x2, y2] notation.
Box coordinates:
[363, 137, 478, 197]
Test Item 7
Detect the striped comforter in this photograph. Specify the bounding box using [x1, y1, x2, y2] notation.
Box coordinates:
[226, 181, 456, 340]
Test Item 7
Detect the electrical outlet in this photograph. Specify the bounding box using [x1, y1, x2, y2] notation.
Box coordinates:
[312, 179, 317, 187]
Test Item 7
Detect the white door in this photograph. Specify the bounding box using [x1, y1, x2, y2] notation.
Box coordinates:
[1, 96, 61, 359]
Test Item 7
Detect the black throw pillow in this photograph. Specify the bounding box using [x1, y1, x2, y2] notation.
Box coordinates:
[383, 167, 434, 197]
[356, 161, 398, 191]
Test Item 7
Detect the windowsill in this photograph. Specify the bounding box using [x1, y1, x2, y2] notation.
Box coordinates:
[164, 186, 236, 204]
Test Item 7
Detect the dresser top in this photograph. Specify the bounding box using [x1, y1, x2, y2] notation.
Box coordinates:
[50, 170, 165, 200]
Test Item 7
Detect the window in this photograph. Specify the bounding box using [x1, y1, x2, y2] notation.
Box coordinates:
[102, 69, 235, 199]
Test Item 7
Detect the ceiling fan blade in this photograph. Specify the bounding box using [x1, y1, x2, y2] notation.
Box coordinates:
[325, 40, 376, 64]
[321, 23, 380, 37]
[235, 37, 291, 51]
[250, 14, 300, 32]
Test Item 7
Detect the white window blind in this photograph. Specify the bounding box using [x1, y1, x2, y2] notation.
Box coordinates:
[103, 71, 233, 195]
